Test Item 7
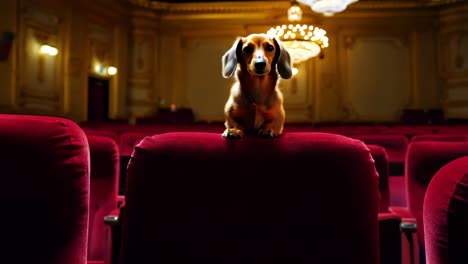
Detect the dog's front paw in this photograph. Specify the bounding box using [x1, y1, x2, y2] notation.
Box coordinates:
[222, 128, 245, 139]
[258, 128, 280, 138]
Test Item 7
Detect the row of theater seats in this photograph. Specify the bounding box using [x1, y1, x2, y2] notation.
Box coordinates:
[2, 114, 467, 264]
[78, 121, 467, 263]
[0, 114, 120, 264]
[388, 140, 468, 264]
[84, 123, 468, 181]
[107, 131, 468, 264]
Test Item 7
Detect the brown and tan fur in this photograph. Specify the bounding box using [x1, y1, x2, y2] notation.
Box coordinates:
[221, 33, 293, 138]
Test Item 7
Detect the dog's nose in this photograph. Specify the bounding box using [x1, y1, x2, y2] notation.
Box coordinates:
[255, 57, 266, 71]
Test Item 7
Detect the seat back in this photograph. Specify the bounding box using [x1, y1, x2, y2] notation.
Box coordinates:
[423, 156, 468, 264]
[406, 141, 468, 244]
[0, 114, 90, 264]
[411, 134, 468, 143]
[367, 144, 389, 191]
[351, 134, 409, 175]
[367, 144, 390, 212]
[87, 135, 120, 261]
[120, 132, 380, 264]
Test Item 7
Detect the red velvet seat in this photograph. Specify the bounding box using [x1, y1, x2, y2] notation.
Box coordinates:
[118, 131, 153, 157]
[367, 144, 390, 191]
[83, 128, 120, 141]
[0, 114, 90, 264]
[351, 134, 409, 176]
[435, 125, 468, 134]
[367, 144, 390, 212]
[390, 141, 468, 263]
[366, 145, 401, 264]
[119, 132, 380, 264]
[87, 135, 120, 263]
[118, 131, 155, 195]
[423, 156, 468, 264]
[411, 134, 468, 143]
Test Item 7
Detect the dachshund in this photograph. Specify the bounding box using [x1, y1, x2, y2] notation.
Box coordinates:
[221, 33, 293, 138]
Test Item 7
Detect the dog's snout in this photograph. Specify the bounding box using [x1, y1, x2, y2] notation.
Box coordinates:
[255, 56, 266, 71]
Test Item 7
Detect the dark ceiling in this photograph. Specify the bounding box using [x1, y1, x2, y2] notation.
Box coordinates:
[152, 0, 435, 2]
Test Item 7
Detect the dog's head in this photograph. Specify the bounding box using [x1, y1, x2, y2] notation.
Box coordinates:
[222, 33, 293, 79]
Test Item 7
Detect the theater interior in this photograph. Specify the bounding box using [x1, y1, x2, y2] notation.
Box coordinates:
[1, 0, 468, 263]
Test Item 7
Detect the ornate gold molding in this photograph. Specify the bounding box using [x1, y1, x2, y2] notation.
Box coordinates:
[21, 4, 60, 26]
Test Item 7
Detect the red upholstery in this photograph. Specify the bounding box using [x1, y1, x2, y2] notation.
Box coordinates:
[411, 134, 468, 143]
[0, 114, 90, 264]
[350, 134, 409, 165]
[367, 144, 389, 191]
[120, 132, 380, 264]
[435, 126, 468, 134]
[402, 141, 468, 245]
[83, 128, 120, 141]
[118, 132, 152, 157]
[423, 156, 468, 264]
[367, 144, 390, 212]
[87, 135, 120, 262]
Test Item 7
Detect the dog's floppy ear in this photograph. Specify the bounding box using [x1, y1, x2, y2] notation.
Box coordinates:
[222, 38, 243, 78]
[273, 38, 293, 79]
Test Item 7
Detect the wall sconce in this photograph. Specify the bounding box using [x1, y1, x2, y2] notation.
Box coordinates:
[94, 64, 117, 76]
[37, 44, 58, 82]
[39, 44, 58, 56]
[107, 66, 117, 76]
[95, 64, 105, 75]
[292, 67, 299, 76]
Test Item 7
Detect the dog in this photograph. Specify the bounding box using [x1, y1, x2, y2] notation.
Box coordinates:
[221, 33, 293, 139]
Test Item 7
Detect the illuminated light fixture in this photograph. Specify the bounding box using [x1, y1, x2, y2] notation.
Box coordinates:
[95, 64, 105, 75]
[267, 1, 328, 64]
[107, 66, 118, 76]
[297, 0, 359, 17]
[39, 45, 58, 56]
[292, 67, 299, 76]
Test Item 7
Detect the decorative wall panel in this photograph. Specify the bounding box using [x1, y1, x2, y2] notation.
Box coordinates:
[341, 35, 411, 122]
[442, 31, 468, 76]
[439, 8, 468, 119]
[185, 37, 233, 121]
[127, 10, 159, 117]
[17, 2, 64, 114]
[280, 62, 314, 122]
[443, 78, 468, 119]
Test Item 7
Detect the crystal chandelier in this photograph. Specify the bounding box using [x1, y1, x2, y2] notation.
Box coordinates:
[297, 0, 359, 17]
[267, 1, 328, 64]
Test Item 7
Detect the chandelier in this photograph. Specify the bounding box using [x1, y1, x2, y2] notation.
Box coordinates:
[297, 0, 359, 17]
[267, 1, 328, 64]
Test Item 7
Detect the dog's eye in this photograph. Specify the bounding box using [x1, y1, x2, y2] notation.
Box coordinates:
[243, 46, 254, 54]
[265, 44, 275, 52]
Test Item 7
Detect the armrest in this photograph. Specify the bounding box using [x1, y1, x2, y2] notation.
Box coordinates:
[388, 207, 419, 264]
[388, 206, 417, 233]
[400, 222, 417, 233]
[104, 205, 124, 264]
[104, 215, 119, 227]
